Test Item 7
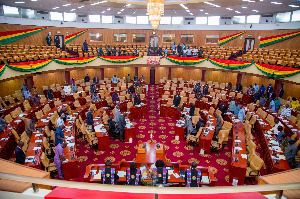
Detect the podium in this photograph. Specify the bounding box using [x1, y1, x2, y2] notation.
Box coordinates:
[96, 132, 109, 151]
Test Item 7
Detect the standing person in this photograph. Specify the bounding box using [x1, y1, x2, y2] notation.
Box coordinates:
[63, 83, 71, 95]
[279, 85, 284, 98]
[112, 74, 118, 83]
[84, 74, 90, 83]
[189, 103, 195, 116]
[83, 40, 88, 53]
[267, 83, 273, 100]
[25, 117, 37, 137]
[113, 46, 117, 56]
[203, 85, 208, 95]
[172, 42, 177, 54]
[118, 113, 127, 142]
[134, 48, 139, 56]
[15, 141, 25, 165]
[254, 92, 261, 103]
[213, 112, 222, 141]
[125, 74, 131, 83]
[47, 88, 53, 100]
[54, 142, 68, 179]
[260, 84, 266, 96]
[164, 48, 168, 56]
[259, 95, 267, 106]
[106, 45, 112, 56]
[269, 98, 276, 112]
[118, 46, 122, 56]
[253, 83, 259, 93]
[177, 43, 182, 56]
[192, 46, 198, 57]
[182, 48, 187, 57]
[54, 36, 60, 48]
[185, 162, 202, 187]
[173, 92, 181, 107]
[133, 93, 141, 106]
[21, 83, 28, 96]
[104, 87, 110, 98]
[101, 160, 119, 185]
[55, 125, 65, 146]
[187, 47, 192, 57]
[229, 98, 236, 112]
[87, 108, 94, 131]
[140, 75, 145, 82]
[24, 88, 31, 99]
[236, 83, 243, 92]
[182, 43, 186, 51]
[126, 162, 141, 185]
[285, 138, 298, 169]
[93, 75, 99, 85]
[90, 83, 96, 94]
[46, 34, 52, 46]
[218, 101, 228, 117]
[234, 104, 240, 117]
[153, 160, 168, 185]
[98, 45, 103, 56]
[56, 114, 65, 128]
[247, 85, 255, 95]
[238, 105, 245, 122]
[274, 97, 281, 112]
[198, 47, 203, 58]
[277, 126, 285, 145]
[72, 83, 78, 94]
[114, 105, 121, 127]
[183, 115, 193, 136]
[112, 91, 119, 103]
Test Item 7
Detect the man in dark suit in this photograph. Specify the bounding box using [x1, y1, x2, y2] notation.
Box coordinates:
[101, 160, 119, 184]
[203, 85, 208, 95]
[218, 101, 228, 117]
[87, 108, 94, 131]
[93, 75, 99, 85]
[195, 118, 204, 131]
[213, 112, 222, 141]
[84, 74, 90, 83]
[15, 141, 25, 165]
[173, 92, 181, 107]
[118, 113, 127, 142]
[134, 94, 141, 106]
[189, 103, 195, 116]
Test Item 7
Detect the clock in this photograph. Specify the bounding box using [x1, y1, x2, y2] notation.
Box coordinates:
[153, 31, 156, 35]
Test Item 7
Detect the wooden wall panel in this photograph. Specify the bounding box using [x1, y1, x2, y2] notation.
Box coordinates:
[1, 23, 300, 50]
[0, 78, 24, 98]
[139, 67, 151, 84]
[33, 71, 66, 95]
[104, 67, 135, 81]
[70, 68, 102, 81]
[205, 70, 237, 85]
[155, 67, 168, 84]
[171, 68, 202, 81]
[240, 73, 275, 90]
[282, 82, 300, 100]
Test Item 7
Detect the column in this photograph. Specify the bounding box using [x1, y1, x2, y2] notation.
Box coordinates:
[65, 71, 70, 85]
[201, 69, 206, 82]
[135, 67, 138, 79]
[26, 76, 34, 90]
[100, 68, 104, 80]
[237, 73, 242, 86]
[274, 79, 282, 97]
[168, 67, 171, 80]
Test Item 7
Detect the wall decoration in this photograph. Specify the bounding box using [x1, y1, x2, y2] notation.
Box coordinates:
[259, 31, 300, 48]
[65, 29, 90, 44]
[218, 31, 247, 46]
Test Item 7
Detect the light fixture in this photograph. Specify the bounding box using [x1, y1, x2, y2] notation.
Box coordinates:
[31, 0, 38, 1]
[235, 11, 241, 13]
[147, 0, 164, 29]
[205, 13, 208, 15]
[101, 11, 105, 13]
[226, 8, 233, 10]
[63, 4, 71, 6]
[242, 6, 247, 9]
[252, 10, 259, 12]
[289, 5, 300, 7]
[107, 8, 111, 10]
[186, 10, 190, 12]
[53, 7, 59, 9]
[271, 2, 282, 5]
[117, 12, 121, 14]
[78, 6, 84, 8]
[204, 2, 220, 7]
[70, 9, 76, 11]
[200, 9, 204, 11]
[15, 1, 25, 3]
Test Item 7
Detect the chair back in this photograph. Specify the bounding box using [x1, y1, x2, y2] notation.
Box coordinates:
[11, 129, 20, 143]
[209, 107, 215, 114]
[290, 115, 297, 124]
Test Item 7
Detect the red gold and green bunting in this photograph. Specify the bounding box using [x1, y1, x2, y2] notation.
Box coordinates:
[65, 29, 90, 44]
[53, 56, 97, 65]
[0, 27, 48, 45]
[99, 56, 141, 63]
[7, 59, 52, 72]
[209, 58, 252, 70]
[259, 31, 300, 48]
[165, 56, 206, 65]
[255, 63, 300, 78]
[0, 64, 6, 77]
[219, 31, 246, 46]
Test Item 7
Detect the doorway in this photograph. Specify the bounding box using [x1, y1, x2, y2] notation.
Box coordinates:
[244, 38, 255, 52]
[54, 35, 65, 50]
[150, 68, 155, 85]
[149, 36, 158, 51]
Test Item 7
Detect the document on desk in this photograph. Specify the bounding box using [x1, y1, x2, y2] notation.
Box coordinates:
[241, 154, 247, 159]
[118, 171, 126, 178]
[67, 143, 75, 147]
[235, 140, 241, 143]
[66, 136, 74, 141]
[235, 147, 243, 150]
[94, 172, 102, 179]
[168, 170, 174, 175]
[33, 147, 41, 150]
[172, 173, 180, 178]
[35, 140, 42, 143]
[279, 155, 286, 160]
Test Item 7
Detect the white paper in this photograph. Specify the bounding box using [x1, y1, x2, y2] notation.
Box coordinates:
[173, 173, 180, 178]
[118, 171, 126, 177]
[235, 140, 241, 143]
[35, 140, 42, 143]
[35, 134, 43, 137]
[235, 147, 243, 150]
[67, 143, 75, 147]
[241, 154, 247, 159]
[33, 147, 41, 150]
[66, 136, 74, 141]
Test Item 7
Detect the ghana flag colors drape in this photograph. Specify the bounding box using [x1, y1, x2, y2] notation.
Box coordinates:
[65, 29, 90, 44]
[6, 59, 52, 72]
[218, 31, 246, 46]
[99, 56, 141, 63]
[255, 63, 300, 78]
[165, 56, 206, 65]
[54, 57, 97, 65]
[0, 27, 48, 45]
[209, 58, 252, 70]
[259, 31, 300, 48]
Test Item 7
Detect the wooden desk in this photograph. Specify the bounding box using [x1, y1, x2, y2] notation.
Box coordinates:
[198, 110, 215, 154]
[174, 126, 185, 140]
[0, 101, 24, 117]
[24, 131, 43, 169]
[160, 105, 181, 119]
[96, 132, 110, 151]
[129, 104, 147, 119]
[136, 142, 166, 164]
[125, 127, 135, 142]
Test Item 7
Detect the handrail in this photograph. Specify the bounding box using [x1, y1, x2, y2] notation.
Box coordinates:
[0, 172, 300, 194]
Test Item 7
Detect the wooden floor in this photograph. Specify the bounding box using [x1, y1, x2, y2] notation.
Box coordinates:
[0, 158, 50, 193]
[258, 168, 300, 199]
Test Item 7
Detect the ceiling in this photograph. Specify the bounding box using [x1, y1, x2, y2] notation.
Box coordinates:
[0, 0, 299, 17]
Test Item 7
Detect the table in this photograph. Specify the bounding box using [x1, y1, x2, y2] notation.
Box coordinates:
[96, 132, 110, 151]
[125, 127, 135, 142]
[174, 126, 185, 140]
[160, 105, 181, 119]
[129, 104, 147, 119]
[0, 101, 24, 117]
[198, 110, 216, 154]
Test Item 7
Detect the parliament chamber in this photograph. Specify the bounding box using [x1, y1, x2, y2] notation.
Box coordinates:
[0, 0, 300, 198]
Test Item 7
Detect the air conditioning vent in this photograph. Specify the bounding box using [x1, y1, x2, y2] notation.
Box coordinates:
[115, 16, 123, 19]
[262, 14, 273, 17]
[37, 11, 48, 14]
[221, 17, 231, 19]
[184, 18, 194, 20]
[78, 15, 88, 18]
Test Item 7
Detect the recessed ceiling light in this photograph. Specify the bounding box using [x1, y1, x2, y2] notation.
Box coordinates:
[180, 4, 188, 9]
[78, 6, 84, 8]
[102, 1, 107, 2]
[271, 2, 282, 4]
[260, 0, 263, 1]
[235, 11, 241, 13]
[226, 8, 233, 10]
[120, 9, 124, 11]
[126, 4, 131, 7]
[15, 1, 25, 3]
[63, 4, 71, 6]
[189, 13, 193, 15]
[101, 11, 105, 13]
[31, 0, 38, 1]
[242, 6, 247, 9]
[289, 5, 300, 7]
[70, 9, 76, 11]
[200, 9, 204, 11]
[243, 0, 255, 2]
[252, 10, 259, 12]
[107, 8, 111, 10]
[117, 12, 121, 14]
[186, 10, 190, 12]
[52, 7, 59, 9]
[205, 13, 208, 15]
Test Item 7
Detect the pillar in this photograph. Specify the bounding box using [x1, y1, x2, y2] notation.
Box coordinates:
[201, 70, 206, 82]
[237, 73, 242, 86]
[274, 79, 282, 97]
[168, 67, 171, 80]
[26, 76, 34, 90]
[135, 67, 138, 78]
[65, 71, 70, 85]
[100, 68, 104, 80]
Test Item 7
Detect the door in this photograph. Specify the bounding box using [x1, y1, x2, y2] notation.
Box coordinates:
[150, 68, 155, 85]
[244, 38, 255, 52]
[54, 35, 65, 50]
[149, 36, 158, 51]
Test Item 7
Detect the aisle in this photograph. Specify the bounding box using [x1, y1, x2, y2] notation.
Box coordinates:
[74, 85, 234, 186]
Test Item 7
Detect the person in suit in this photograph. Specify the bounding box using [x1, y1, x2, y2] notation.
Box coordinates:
[189, 103, 195, 116]
[128, 85, 135, 94]
[47, 88, 53, 100]
[279, 84, 284, 98]
[126, 162, 141, 185]
[101, 160, 119, 184]
[183, 115, 193, 136]
[114, 105, 121, 127]
[112, 91, 119, 103]
[118, 113, 127, 142]
[84, 74, 90, 83]
[0, 113, 7, 134]
[218, 101, 228, 117]
[112, 74, 118, 83]
[93, 75, 99, 85]
[134, 94, 141, 106]
[285, 138, 298, 169]
[213, 112, 222, 141]
[153, 160, 168, 185]
[195, 118, 204, 131]
[87, 108, 94, 131]
[238, 105, 245, 122]
[185, 162, 202, 187]
[46, 34, 52, 46]
[267, 83, 273, 100]
[90, 84, 97, 94]
[83, 40, 88, 53]
[173, 92, 181, 107]
[15, 141, 25, 165]
[236, 83, 243, 92]
[203, 85, 208, 95]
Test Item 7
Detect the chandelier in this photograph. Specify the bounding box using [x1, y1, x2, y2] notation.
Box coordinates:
[147, 0, 164, 29]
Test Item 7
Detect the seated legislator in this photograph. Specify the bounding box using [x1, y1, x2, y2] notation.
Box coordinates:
[270, 118, 283, 135]
[218, 101, 228, 117]
[125, 74, 132, 83]
[112, 74, 118, 83]
[30, 94, 41, 107]
[291, 97, 300, 110]
[213, 112, 222, 141]
[63, 83, 71, 95]
[112, 91, 119, 103]
[60, 106, 69, 122]
[281, 104, 291, 119]
[173, 92, 181, 107]
[128, 85, 135, 94]
[101, 160, 119, 185]
[15, 141, 25, 165]
[87, 108, 94, 130]
[72, 83, 78, 93]
[229, 98, 236, 112]
[185, 162, 202, 187]
[25, 117, 37, 137]
[259, 95, 267, 107]
[47, 88, 53, 100]
[56, 114, 65, 128]
[153, 160, 168, 186]
[126, 162, 141, 185]
[0, 113, 6, 133]
[90, 84, 97, 94]
[104, 87, 110, 98]
[92, 93, 100, 102]
[134, 94, 141, 106]
[195, 118, 204, 131]
[140, 75, 145, 82]
[189, 103, 195, 116]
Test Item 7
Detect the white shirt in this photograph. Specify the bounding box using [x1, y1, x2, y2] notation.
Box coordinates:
[63, 86, 71, 95]
[192, 48, 198, 55]
[57, 117, 64, 127]
[271, 121, 283, 135]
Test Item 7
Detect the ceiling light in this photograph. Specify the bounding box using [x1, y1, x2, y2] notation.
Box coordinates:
[200, 9, 204, 11]
[31, 0, 38, 1]
[101, 11, 105, 13]
[126, 4, 131, 7]
[186, 10, 190, 12]
[102, 1, 107, 2]
[52, 7, 59, 9]
[242, 6, 247, 9]
[117, 12, 121, 14]
[180, 4, 188, 9]
[78, 6, 84, 8]
[260, 0, 263, 1]
[70, 9, 76, 11]
[235, 11, 241, 13]
[120, 9, 124, 11]
[15, 1, 25, 3]
[205, 13, 208, 15]
[226, 8, 233, 10]
[243, 0, 255, 2]
[204, 2, 220, 7]
[189, 13, 193, 15]
[107, 8, 111, 10]
[252, 10, 259, 12]
[63, 4, 71, 6]
[289, 5, 300, 7]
